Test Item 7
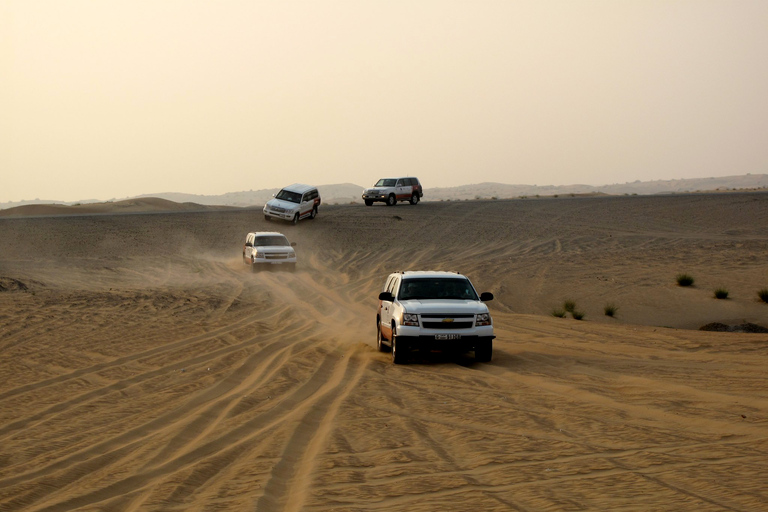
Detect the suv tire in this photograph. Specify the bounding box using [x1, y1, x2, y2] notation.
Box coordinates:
[310, 206, 317, 219]
[475, 340, 492, 362]
[392, 327, 407, 364]
[409, 194, 419, 205]
[364, 200, 373, 206]
[292, 213, 300, 225]
[264, 215, 271, 221]
[386, 194, 396, 206]
[376, 321, 390, 352]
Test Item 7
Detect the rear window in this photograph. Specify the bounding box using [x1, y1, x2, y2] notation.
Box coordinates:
[254, 235, 289, 247]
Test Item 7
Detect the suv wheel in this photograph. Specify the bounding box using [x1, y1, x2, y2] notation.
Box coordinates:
[392, 326, 407, 364]
[264, 215, 271, 221]
[386, 194, 396, 206]
[376, 320, 390, 352]
[292, 213, 300, 225]
[251, 257, 259, 273]
[364, 200, 373, 206]
[309, 206, 318, 219]
[475, 340, 492, 362]
[409, 194, 419, 205]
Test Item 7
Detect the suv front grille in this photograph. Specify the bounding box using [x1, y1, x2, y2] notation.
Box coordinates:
[420, 314, 474, 318]
[265, 253, 289, 259]
[422, 321, 474, 329]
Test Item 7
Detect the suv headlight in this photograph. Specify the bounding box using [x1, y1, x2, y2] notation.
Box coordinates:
[476, 313, 491, 326]
[402, 313, 419, 326]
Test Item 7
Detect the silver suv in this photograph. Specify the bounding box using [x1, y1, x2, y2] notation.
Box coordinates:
[263, 184, 321, 224]
[376, 271, 495, 363]
[363, 177, 423, 206]
[243, 232, 297, 272]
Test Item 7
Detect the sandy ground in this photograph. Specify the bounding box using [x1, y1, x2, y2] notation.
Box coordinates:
[1, 193, 767, 511]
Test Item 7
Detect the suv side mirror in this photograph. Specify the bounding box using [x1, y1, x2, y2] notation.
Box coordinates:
[291, 242, 297, 247]
[480, 292, 494, 302]
[378, 291, 394, 302]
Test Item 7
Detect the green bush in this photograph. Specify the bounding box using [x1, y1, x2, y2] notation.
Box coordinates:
[572, 311, 585, 320]
[551, 309, 566, 318]
[604, 303, 618, 317]
[714, 288, 729, 299]
[758, 289, 768, 303]
[563, 300, 576, 313]
[676, 274, 694, 287]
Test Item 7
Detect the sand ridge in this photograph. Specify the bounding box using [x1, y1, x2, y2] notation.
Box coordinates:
[1, 193, 767, 510]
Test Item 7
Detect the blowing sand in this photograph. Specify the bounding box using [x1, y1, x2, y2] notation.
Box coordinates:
[1, 193, 767, 511]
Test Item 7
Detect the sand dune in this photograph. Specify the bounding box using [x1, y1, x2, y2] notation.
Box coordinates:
[1, 193, 767, 511]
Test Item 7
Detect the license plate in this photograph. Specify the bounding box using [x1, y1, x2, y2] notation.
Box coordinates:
[435, 334, 461, 340]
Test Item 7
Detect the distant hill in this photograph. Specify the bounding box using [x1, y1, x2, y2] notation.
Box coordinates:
[0, 198, 235, 217]
[133, 183, 366, 207]
[427, 174, 768, 201]
[2, 175, 766, 211]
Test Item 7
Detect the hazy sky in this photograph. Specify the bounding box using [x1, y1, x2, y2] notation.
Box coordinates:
[2, 1, 767, 203]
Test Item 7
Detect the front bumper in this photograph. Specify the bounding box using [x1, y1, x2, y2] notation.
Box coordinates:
[263, 206, 297, 220]
[393, 335, 494, 352]
[394, 324, 494, 351]
[362, 193, 389, 201]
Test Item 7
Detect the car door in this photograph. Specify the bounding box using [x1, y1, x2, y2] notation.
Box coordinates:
[379, 276, 399, 338]
[300, 192, 312, 218]
[395, 179, 409, 200]
[244, 234, 255, 260]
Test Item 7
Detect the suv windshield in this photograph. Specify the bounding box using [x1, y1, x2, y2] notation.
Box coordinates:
[375, 179, 397, 187]
[398, 278, 478, 301]
[275, 190, 302, 203]
[254, 235, 289, 247]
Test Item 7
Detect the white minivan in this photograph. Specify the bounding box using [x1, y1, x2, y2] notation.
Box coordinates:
[263, 184, 321, 224]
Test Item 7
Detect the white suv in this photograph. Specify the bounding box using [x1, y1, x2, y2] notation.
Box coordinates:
[243, 232, 297, 272]
[363, 177, 423, 206]
[263, 184, 321, 224]
[376, 271, 495, 363]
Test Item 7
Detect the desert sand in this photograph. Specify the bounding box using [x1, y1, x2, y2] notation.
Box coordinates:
[1, 192, 767, 511]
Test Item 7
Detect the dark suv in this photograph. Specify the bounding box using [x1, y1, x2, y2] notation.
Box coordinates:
[362, 177, 423, 206]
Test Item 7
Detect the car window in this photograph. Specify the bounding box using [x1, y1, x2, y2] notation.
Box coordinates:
[275, 190, 302, 203]
[386, 277, 399, 295]
[375, 179, 396, 187]
[396, 179, 405, 186]
[254, 235, 290, 247]
[398, 278, 478, 301]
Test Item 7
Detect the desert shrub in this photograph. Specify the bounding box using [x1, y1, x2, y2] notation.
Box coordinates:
[551, 309, 566, 318]
[714, 288, 729, 299]
[676, 274, 694, 287]
[563, 300, 576, 313]
[604, 303, 618, 317]
[572, 311, 585, 320]
[758, 289, 768, 303]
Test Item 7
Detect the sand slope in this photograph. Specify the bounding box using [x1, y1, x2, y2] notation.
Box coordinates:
[1, 193, 767, 511]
